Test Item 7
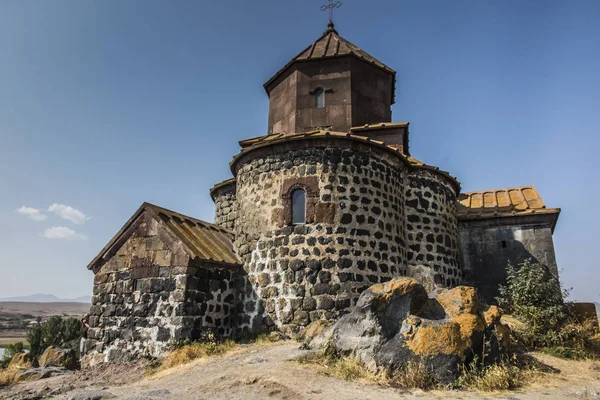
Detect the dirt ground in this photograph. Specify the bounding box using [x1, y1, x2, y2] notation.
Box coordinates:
[1, 342, 599, 400]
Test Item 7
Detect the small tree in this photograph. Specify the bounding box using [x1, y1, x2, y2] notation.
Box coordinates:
[26, 316, 84, 359]
[497, 258, 570, 347]
[0, 342, 25, 369]
[27, 317, 44, 359]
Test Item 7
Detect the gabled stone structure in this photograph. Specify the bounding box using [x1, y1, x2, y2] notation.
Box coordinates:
[86, 203, 245, 360]
[86, 23, 561, 361]
[457, 186, 560, 304]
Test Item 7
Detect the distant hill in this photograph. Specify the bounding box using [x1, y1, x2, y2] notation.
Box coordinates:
[0, 294, 91, 303]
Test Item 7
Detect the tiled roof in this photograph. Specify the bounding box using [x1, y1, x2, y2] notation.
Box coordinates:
[234, 130, 460, 193]
[350, 122, 408, 132]
[264, 23, 395, 94]
[295, 25, 394, 73]
[88, 203, 240, 271]
[457, 186, 560, 220]
[145, 203, 240, 266]
[209, 177, 236, 200]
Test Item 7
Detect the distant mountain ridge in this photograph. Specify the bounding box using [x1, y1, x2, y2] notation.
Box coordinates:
[0, 293, 91, 303]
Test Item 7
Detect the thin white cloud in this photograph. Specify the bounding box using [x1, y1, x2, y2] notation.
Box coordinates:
[43, 226, 88, 240]
[16, 206, 48, 221]
[47, 204, 90, 225]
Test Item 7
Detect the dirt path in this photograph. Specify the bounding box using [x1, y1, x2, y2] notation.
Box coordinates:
[3, 342, 600, 400]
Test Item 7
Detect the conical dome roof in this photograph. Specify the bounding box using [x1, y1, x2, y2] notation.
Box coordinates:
[264, 23, 395, 92]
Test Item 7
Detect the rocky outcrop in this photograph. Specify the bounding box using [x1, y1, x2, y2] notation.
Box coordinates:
[39, 346, 77, 370]
[5, 351, 73, 384]
[7, 353, 37, 370]
[309, 278, 510, 383]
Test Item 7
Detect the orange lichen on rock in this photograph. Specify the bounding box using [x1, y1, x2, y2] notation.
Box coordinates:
[304, 319, 332, 340]
[369, 277, 420, 297]
[367, 277, 428, 312]
[39, 346, 77, 370]
[436, 286, 478, 318]
[483, 306, 512, 349]
[455, 313, 486, 338]
[406, 320, 467, 357]
[406, 314, 484, 358]
[483, 305, 503, 326]
[7, 353, 36, 370]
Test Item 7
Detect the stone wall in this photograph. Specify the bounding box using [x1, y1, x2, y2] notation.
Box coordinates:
[266, 57, 394, 134]
[267, 68, 299, 134]
[459, 214, 559, 304]
[349, 57, 394, 127]
[182, 265, 242, 338]
[86, 212, 242, 361]
[211, 179, 237, 231]
[233, 143, 409, 334]
[404, 169, 462, 290]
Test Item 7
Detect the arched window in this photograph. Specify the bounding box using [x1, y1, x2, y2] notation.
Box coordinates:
[291, 188, 306, 224]
[315, 88, 325, 108]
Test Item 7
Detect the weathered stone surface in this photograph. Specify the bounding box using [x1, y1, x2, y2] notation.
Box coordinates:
[86, 210, 244, 361]
[39, 346, 77, 370]
[17, 366, 74, 381]
[314, 278, 509, 384]
[81, 354, 105, 369]
[303, 319, 333, 341]
[482, 305, 512, 352]
[8, 352, 37, 370]
[233, 145, 430, 334]
[68, 390, 115, 400]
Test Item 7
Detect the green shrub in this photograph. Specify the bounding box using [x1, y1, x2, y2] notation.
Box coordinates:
[27, 316, 83, 359]
[497, 259, 599, 358]
[0, 342, 25, 369]
[497, 259, 569, 336]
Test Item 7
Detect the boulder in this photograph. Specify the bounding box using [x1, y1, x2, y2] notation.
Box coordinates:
[483, 305, 512, 353]
[311, 278, 510, 384]
[7, 352, 37, 370]
[302, 319, 334, 349]
[15, 367, 73, 382]
[331, 278, 429, 370]
[39, 346, 77, 370]
[81, 354, 106, 369]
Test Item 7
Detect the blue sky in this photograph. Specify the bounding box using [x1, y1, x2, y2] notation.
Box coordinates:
[0, 0, 598, 302]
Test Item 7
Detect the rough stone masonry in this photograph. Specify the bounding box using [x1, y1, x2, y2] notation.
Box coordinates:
[85, 22, 561, 361]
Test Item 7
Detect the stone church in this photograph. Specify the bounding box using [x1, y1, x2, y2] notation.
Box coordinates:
[84, 23, 561, 361]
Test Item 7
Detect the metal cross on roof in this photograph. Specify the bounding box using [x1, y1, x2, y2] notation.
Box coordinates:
[321, 0, 342, 23]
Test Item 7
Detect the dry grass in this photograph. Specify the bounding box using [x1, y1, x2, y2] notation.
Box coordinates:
[457, 359, 539, 391]
[327, 357, 374, 381]
[153, 340, 238, 373]
[0, 368, 20, 387]
[386, 360, 437, 390]
[296, 352, 376, 382]
[149, 332, 287, 376]
[253, 332, 284, 345]
[296, 352, 436, 389]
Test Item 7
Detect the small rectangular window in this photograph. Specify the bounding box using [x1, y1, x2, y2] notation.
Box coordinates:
[134, 279, 142, 292]
[316, 89, 325, 108]
[291, 189, 306, 224]
[501, 240, 507, 248]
